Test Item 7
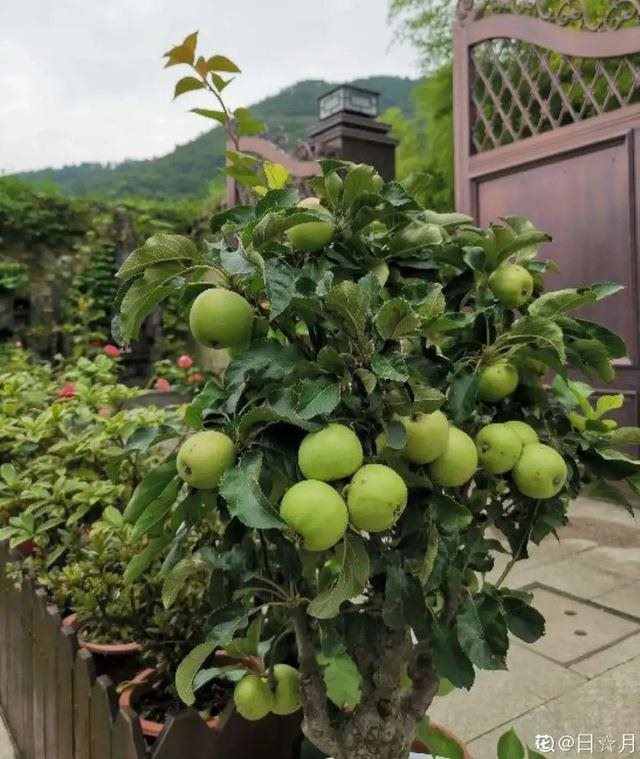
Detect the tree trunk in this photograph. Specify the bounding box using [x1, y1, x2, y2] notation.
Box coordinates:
[336, 701, 414, 759]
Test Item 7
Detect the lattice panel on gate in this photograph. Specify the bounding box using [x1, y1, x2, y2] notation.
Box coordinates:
[470, 39, 640, 151]
[458, 0, 640, 31]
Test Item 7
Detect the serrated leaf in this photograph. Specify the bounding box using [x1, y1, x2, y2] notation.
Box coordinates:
[325, 281, 370, 341]
[497, 728, 525, 759]
[308, 534, 370, 619]
[503, 316, 565, 361]
[317, 653, 362, 709]
[502, 595, 545, 643]
[190, 108, 227, 124]
[206, 54, 241, 73]
[371, 353, 409, 382]
[297, 379, 341, 420]
[116, 234, 201, 280]
[342, 164, 376, 207]
[375, 298, 420, 340]
[582, 478, 634, 514]
[383, 568, 427, 634]
[609, 426, 640, 446]
[219, 451, 285, 530]
[387, 419, 407, 449]
[264, 162, 289, 190]
[176, 642, 217, 705]
[415, 719, 465, 759]
[124, 535, 171, 584]
[457, 595, 508, 670]
[119, 277, 178, 341]
[431, 620, 475, 688]
[123, 460, 178, 523]
[131, 477, 181, 541]
[410, 383, 446, 413]
[430, 494, 472, 530]
[265, 258, 298, 319]
[174, 76, 204, 98]
[418, 285, 446, 323]
[162, 558, 207, 608]
[448, 371, 479, 424]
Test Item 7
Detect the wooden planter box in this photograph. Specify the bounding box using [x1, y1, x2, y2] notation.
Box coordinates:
[0, 542, 302, 759]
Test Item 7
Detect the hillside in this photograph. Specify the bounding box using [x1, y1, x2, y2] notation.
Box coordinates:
[15, 76, 418, 199]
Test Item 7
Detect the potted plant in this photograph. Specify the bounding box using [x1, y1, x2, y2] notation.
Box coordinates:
[110, 36, 639, 759]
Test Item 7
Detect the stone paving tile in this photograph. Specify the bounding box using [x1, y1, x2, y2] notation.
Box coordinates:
[427, 645, 584, 743]
[575, 546, 640, 580]
[570, 631, 640, 678]
[568, 497, 640, 530]
[506, 553, 636, 599]
[468, 654, 640, 757]
[519, 587, 640, 664]
[594, 579, 640, 618]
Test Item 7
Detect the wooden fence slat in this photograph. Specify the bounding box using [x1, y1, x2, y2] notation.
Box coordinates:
[57, 623, 78, 759]
[44, 605, 62, 758]
[217, 708, 303, 759]
[73, 648, 96, 759]
[151, 710, 221, 759]
[90, 676, 117, 759]
[20, 578, 35, 759]
[6, 568, 20, 742]
[0, 542, 8, 708]
[31, 589, 48, 759]
[111, 707, 146, 759]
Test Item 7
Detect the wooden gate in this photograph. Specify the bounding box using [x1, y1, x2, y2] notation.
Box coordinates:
[453, 0, 640, 423]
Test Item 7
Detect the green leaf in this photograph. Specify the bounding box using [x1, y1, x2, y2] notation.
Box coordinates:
[0, 464, 17, 486]
[457, 595, 508, 671]
[382, 568, 427, 634]
[116, 234, 201, 280]
[448, 371, 479, 424]
[219, 451, 285, 530]
[124, 535, 171, 583]
[502, 595, 546, 643]
[264, 162, 289, 190]
[162, 558, 207, 608]
[582, 478, 634, 514]
[317, 653, 362, 709]
[575, 319, 627, 359]
[206, 54, 241, 73]
[234, 107, 264, 137]
[123, 460, 177, 523]
[265, 258, 298, 319]
[184, 380, 227, 429]
[307, 534, 370, 619]
[176, 642, 216, 705]
[418, 285, 446, 323]
[430, 494, 472, 530]
[608, 427, 640, 447]
[342, 164, 377, 207]
[119, 277, 179, 341]
[131, 477, 181, 541]
[371, 353, 409, 382]
[497, 728, 525, 759]
[410, 383, 446, 413]
[504, 316, 565, 361]
[174, 76, 204, 98]
[190, 108, 227, 124]
[296, 379, 341, 420]
[415, 719, 465, 759]
[375, 298, 420, 340]
[325, 281, 370, 342]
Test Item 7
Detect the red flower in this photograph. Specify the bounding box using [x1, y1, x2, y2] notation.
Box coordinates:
[57, 382, 76, 399]
[177, 354, 193, 369]
[103, 344, 121, 358]
[154, 378, 171, 392]
[187, 373, 204, 384]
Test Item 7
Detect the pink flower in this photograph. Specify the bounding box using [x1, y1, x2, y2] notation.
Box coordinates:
[154, 378, 171, 392]
[57, 382, 76, 399]
[103, 344, 121, 358]
[187, 373, 204, 384]
[98, 407, 112, 417]
[177, 354, 193, 369]
[13, 340, 22, 348]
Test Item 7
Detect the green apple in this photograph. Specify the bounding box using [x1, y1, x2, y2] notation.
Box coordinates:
[177, 430, 235, 489]
[489, 264, 534, 308]
[298, 424, 363, 481]
[429, 427, 478, 487]
[475, 423, 522, 474]
[286, 221, 335, 253]
[189, 288, 253, 349]
[478, 361, 519, 402]
[280, 480, 348, 551]
[512, 443, 568, 499]
[272, 664, 301, 715]
[347, 464, 408, 532]
[504, 420, 539, 446]
[463, 569, 480, 594]
[396, 410, 450, 465]
[368, 259, 390, 286]
[234, 674, 274, 721]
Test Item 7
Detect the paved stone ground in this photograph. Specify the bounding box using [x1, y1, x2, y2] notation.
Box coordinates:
[429, 497, 640, 757]
[0, 498, 637, 759]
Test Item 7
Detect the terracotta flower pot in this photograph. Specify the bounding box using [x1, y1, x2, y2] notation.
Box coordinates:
[411, 720, 471, 758]
[16, 538, 36, 557]
[119, 652, 262, 738]
[63, 613, 141, 656]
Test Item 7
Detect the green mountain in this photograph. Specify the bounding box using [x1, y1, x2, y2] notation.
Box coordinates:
[15, 76, 417, 199]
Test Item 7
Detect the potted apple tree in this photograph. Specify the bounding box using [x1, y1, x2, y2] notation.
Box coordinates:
[111, 35, 640, 759]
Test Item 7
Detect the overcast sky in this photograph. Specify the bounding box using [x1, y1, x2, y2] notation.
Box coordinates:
[0, 0, 419, 174]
